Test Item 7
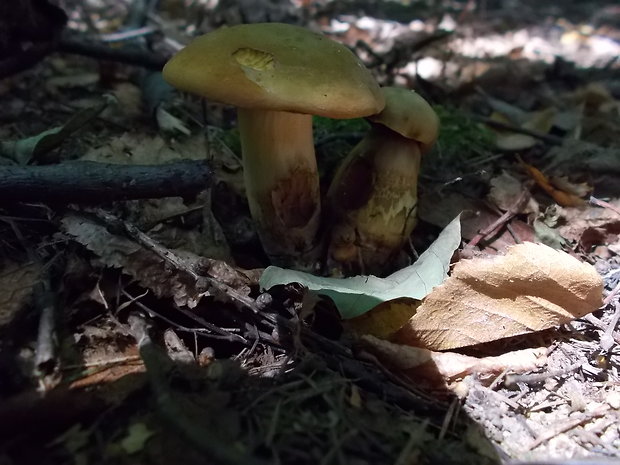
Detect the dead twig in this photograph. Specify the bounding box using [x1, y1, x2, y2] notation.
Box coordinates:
[603, 280, 620, 307]
[590, 196, 620, 217]
[0, 160, 211, 203]
[504, 362, 582, 387]
[6, 219, 61, 384]
[120, 289, 250, 345]
[33, 272, 58, 379]
[58, 36, 167, 70]
[525, 406, 609, 451]
[99, 26, 157, 43]
[465, 185, 532, 249]
[600, 301, 620, 352]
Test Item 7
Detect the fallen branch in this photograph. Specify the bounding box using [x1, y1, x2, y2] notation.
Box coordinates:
[58, 36, 167, 70]
[0, 160, 211, 203]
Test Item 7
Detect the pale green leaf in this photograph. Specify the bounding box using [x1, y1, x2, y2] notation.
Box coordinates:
[260, 215, 461, 319]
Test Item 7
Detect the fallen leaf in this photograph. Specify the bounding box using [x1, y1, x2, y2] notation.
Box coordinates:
[80, 132, 206, 165]
[156, 106, 191, 135]
[260, 215, 461, 319]
[522, 107, 556, 134]
[488, 171, 538, 214]
[419, 192, 535, 252]
[346, 297, 422, 339]
[359, 335, 547, 388]
[558, 199, 620, 243]
[393, 242, 603, 350]
[61, 214, 212, 307]
[549, 176, 592, 197]
[520, 159, 585, 207]
[533, 217, 567, 249]
[495, 133, 537, 151]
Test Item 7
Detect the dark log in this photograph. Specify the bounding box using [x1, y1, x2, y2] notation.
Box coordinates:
[0, 160, 211, 203]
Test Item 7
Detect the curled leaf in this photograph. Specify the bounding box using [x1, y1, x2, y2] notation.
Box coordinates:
[394, 242, 603, 350]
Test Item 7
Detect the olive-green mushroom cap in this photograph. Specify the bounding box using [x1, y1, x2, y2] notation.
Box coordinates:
[368, 87, 439, 148]
[163, 23, 384, 119]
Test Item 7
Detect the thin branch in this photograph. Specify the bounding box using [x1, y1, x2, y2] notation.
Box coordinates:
[0, 160, 211, 203]
[590, 196, 620, 217]
[58, 36, 167, 70]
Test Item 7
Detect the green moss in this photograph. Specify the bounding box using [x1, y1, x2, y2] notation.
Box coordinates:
[313, 116, 370, 141]
[434, 105, 495, 159]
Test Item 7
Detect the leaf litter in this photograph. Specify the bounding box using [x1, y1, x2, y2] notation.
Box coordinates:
[1, 0, 620, 463]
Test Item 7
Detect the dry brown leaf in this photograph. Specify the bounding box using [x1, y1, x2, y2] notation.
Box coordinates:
[359, 335, 547, 389]
[81, 133, 207, 165]
[520, 160, 585, 207]
[488, 171, 538, 214]
[393, 242, 603, 351]
[419, 192, 535, 253]
[61, 214, 211, 307]
[559, 199, 620, 239]
[549, 176, 592, 198]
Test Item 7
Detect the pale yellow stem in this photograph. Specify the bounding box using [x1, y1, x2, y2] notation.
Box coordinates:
[237, 108, 321, 269]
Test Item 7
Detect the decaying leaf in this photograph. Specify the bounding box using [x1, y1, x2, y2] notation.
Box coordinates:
[80, 132, 206, 165]
[359, 335, 547, 389]
[495, 133, 537, 151]
[155, 107, 191, 136]
[557, 198, 620, 245]
[419, 192, 535, 252]
[488, 171, 538, 214]
[346, 297, 422, 339]
[61, 214, 210, 307]
[393, 242, 603, 351]
[260, 215, 461, 319]
[521, 160, 585, 207]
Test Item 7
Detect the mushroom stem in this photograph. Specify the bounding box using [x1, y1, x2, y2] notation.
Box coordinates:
[237, 107, 321, 269]
[327, 125, 421, 275]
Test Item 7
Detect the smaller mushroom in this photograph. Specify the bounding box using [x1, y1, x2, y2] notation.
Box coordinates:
[326, 87, 439, 275]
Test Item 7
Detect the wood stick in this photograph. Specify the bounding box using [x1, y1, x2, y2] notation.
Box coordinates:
[0, 160, 211, 203]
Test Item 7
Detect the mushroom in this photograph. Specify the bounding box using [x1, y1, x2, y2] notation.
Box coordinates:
[162, 23, 384, 270]
[326, 87, 439, 275]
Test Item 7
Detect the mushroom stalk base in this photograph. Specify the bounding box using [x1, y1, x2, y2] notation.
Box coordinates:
[327, 126, 422, 276]
[238, 108, 321, 270]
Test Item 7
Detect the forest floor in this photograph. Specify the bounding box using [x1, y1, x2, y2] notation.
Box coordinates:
[1, 0, 620, 464]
